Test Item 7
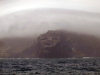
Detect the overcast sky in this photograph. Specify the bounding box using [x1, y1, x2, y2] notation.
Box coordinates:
[0, 0, 100, 16]
[0, 0, 100, 38]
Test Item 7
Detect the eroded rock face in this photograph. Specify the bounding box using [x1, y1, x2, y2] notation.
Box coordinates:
[15, 30, 74, 58]
[36, 30, 73, 58]
[10, 30, 100, 58]
[38, 31, 61, 48]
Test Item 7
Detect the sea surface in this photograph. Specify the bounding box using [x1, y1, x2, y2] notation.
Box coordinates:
[0, 58, 100, 75]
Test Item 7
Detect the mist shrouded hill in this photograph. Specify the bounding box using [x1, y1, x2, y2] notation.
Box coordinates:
[1, 30, 100, 58]
[0, 8, 100, 58]
[14, 30, 100, 58]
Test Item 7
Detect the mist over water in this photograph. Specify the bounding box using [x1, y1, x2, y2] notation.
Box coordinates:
[0, 9, 100, 39]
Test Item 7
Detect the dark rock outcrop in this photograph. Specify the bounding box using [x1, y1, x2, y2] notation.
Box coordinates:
[13, 30, 100, 58]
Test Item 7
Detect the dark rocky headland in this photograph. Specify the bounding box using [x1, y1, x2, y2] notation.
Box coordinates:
[10, 30, 100, 58]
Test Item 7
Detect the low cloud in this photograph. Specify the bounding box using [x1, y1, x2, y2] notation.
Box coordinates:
[0, 9, 100, 38]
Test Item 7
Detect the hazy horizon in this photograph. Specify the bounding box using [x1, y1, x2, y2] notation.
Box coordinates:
[0, 8, 100, 39]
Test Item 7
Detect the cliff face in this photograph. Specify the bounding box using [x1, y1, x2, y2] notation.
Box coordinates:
[13, 30, 100, 58]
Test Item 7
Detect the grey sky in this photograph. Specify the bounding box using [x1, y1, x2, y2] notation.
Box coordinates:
[0, 0, 100, 16]
[0, 0, 100, 38]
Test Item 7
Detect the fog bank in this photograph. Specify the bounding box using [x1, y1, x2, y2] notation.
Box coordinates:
[0, 9, 100, 38]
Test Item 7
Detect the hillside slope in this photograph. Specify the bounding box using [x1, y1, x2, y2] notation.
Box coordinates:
[8, 30, 100, 58]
